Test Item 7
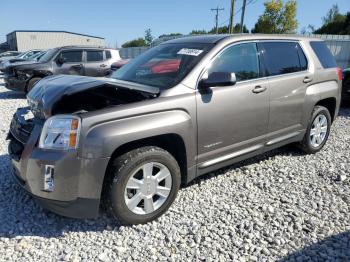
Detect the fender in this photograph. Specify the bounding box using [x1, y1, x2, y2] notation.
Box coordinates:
[302, 80, 340, 126]
[79, 108, 196, 169]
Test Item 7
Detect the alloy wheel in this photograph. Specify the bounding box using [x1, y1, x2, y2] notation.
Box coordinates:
[310, 114, 328, 148]
[124, 162, 172, 215]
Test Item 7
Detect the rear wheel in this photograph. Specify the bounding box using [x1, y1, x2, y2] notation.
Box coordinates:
[106, 146, 181, 225]
[26, 77, 41, 93]
[300, 105, 331, 154]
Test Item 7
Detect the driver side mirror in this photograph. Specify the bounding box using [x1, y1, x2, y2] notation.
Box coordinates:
[199, 72, 236, 90]
[56, 57, 66, 65]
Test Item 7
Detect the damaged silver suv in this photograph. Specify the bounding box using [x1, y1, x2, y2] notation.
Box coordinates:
[8, 35, 342, 225]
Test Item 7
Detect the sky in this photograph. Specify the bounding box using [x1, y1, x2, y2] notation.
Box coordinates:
[0, 0, 349, 47]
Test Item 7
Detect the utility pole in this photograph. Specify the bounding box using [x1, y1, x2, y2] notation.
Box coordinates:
[240, 0, 247, 33]
[229, 0, 235, 34]
[211, 6, 224, 34]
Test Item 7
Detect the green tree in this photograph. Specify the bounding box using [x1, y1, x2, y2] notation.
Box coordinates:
[191, 24, 248, 35]
[314, 5, 350, 35]
[252, 0, 297, 34]
[144, 28, 154, 46]
[121, 38, 147, 48]
[322, 4, 340, 24]
[159, 33, 183, 38]
[190, 29, 208, 35]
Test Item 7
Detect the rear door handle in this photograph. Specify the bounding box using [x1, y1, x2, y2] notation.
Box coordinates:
[303, 77, 313, 83]
[100, 64, 107, 68]
[252, 86, 267, 94]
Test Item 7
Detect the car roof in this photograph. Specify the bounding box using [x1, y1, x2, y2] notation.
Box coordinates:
[162, 34, 323, 45]
[58, 46, 113, 50]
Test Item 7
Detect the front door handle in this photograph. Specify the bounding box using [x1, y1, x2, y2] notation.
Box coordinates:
[72, 64, 83, 69]
[100, 64, 107, 68]
[252, 86, 267, 94]
[303, 77, 313, 83]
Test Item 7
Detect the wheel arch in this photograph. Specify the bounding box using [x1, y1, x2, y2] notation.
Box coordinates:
[103, 134, 189, 193]
[314, 97, 337, 122]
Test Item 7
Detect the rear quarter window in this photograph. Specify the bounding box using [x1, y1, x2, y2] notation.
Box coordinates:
[310, 41, 337, 69]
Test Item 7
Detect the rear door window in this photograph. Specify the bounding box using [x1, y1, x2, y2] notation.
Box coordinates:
[260, 42, 306, 76]
[86, 50, 104, 62]
[310, 41, 337, 68]
[60, 50, 83, 63]
[105, 50, 111, 59]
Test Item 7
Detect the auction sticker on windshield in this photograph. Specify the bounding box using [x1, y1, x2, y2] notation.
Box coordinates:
[177, 48, 203, 56]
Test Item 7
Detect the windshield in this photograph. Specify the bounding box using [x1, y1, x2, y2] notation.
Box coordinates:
[38, 48, 57, 63]
[18, 51, 32, 59]
[111, 43, 214, 89]
[30, 51, 45, 60]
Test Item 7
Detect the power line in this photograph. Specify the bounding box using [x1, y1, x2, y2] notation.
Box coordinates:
[211, 6, 225, 34]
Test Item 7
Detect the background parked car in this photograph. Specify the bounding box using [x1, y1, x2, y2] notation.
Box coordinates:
[3, 46, 122, 93]
[0, 50, 45, 71]
[0, 51, 22, 60]
[111, 59, 130, 71]
[0, 50, 41, 65]
[342, 68, 350, 102]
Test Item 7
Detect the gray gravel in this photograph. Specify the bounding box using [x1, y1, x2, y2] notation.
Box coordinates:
[0, 84, 349, 261]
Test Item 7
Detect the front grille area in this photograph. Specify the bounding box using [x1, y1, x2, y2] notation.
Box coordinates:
[4, 67, 15, 77]
[8, 107, 35, 160]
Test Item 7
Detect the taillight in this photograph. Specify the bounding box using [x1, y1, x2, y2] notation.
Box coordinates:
[337, 67, 343, 81]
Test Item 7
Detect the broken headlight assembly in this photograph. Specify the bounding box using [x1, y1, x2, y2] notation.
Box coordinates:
[39, 115, 81, 150]
[16, 70, 31, 80]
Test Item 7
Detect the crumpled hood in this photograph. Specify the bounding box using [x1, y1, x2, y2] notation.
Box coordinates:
[27, 74, 159, 118]
[1, 60, 38, 70]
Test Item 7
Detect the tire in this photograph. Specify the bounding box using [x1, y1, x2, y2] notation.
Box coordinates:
[26, 77, 41, 93]
[299, 105, 331, 154]
[106, 146, 181, 225]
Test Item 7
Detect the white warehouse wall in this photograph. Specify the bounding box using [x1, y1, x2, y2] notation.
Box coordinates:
[15, 31, 105, 51]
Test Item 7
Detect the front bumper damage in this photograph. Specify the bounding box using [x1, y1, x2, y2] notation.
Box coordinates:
[7, 107, 110, 219]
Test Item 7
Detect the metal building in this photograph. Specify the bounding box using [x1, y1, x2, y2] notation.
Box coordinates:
[6, 30, 105, 51]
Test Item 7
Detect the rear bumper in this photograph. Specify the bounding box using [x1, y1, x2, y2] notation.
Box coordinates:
[4, 75, 27, 92]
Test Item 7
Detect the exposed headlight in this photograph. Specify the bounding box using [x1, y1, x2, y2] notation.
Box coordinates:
[39, 115, 81, 150]
[16, 70, 31, 80]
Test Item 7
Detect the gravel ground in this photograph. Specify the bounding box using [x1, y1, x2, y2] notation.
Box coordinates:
[0, 84, 349, 261]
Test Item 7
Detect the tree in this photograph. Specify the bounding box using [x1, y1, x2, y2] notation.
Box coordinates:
[121, 38, 147, 48]
[322, 4, 340, 24]
[252, 0, 297, 34]
[159, 33, 183, 38]
[314, 5, 350, 35]
[190, 30, 207, 35]
[144, 28, 154, 46]
[300, 24, 315, 35]
[190, 24, 248, 35]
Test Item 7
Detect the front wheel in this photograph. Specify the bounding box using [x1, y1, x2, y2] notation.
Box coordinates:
[106, 146, 181, 225]
[300, 105, 331, 154]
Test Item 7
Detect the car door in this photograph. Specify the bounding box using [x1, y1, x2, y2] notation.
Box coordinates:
[196, 42, 269, 173]
[258, 41, 311, 140]
[84, 49, 108, 77]
[53, 50, 84, 75]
